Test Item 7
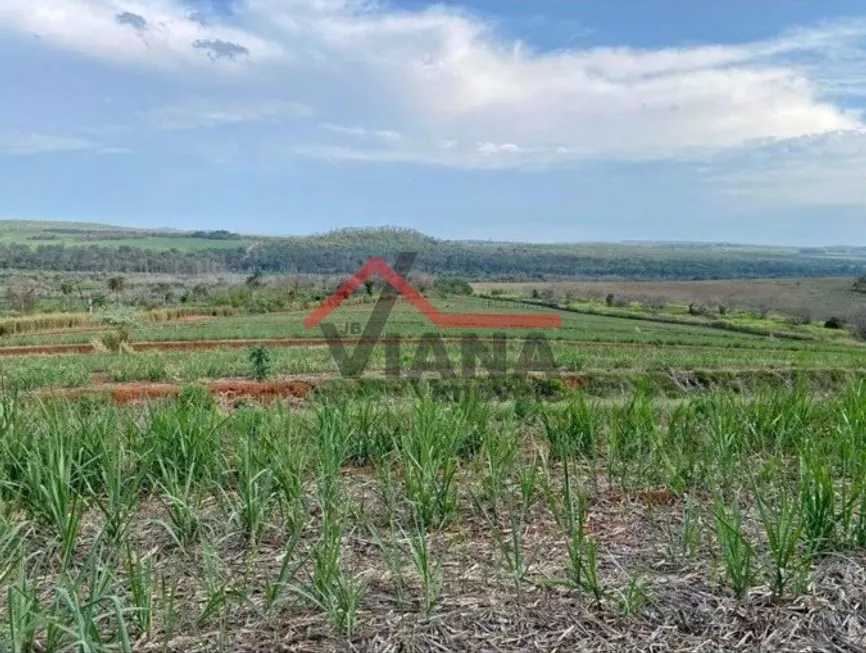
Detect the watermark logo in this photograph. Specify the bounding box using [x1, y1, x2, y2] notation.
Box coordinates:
[304, 253, 562, 380]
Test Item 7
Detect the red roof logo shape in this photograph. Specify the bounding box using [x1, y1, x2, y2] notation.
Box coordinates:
[304, 257, 562, 330]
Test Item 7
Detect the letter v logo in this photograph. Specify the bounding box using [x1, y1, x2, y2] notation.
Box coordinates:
[317, 252, 417, 378]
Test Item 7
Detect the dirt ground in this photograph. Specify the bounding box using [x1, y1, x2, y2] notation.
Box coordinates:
[44, 378, 314, 404]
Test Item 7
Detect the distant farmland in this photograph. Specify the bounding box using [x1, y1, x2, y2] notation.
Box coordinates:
[474, 277, 866, 321]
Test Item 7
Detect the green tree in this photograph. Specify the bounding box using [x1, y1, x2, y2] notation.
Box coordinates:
[107, 275, 125, 297]
[249, 346, 271, 380]
[435, 276, 473, 296]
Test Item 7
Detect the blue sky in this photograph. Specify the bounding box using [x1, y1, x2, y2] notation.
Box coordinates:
[1, 0, 865, 245]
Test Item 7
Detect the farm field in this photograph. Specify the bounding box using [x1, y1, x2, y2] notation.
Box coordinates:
[2, 297, 866, 396]
[474, 277, 866, 322]
[0, 297, 844, 347]
[2, 384, 866, 650]
[0, 221, 254, 251]
[2, 289, 866, 651]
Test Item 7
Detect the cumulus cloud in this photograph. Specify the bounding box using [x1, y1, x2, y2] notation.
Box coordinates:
[1, 0, 865, 169]
[0, 0, 283, 70]
[245, 2, 864, 162]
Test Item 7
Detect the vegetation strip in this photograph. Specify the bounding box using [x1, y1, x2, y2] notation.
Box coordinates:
[477, 294, 822, 341]
[1, 334, 858, 358]
[2, 385, 866, 650]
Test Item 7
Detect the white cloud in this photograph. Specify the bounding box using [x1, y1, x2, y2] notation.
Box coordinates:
[710, 130, 866, 208]
[319, 123, 401, 141]
[274, 3, 865, 166]
[2, 0, 866, 170]
[140, 99, 312, 130]
[0, 0, 284, 71]
[294, 140, 570, 169]
[476, 142, 521, 154]
[0, 132, 99, 155]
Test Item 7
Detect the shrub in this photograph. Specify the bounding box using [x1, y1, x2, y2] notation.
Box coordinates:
[249, 346, 272, 381]
[94, 305, 137, 353]
[107, 275, 125, 295]
[98, 330, 132, 354]
[643, 299, 666, 313]
[851, 309, 866, 341]
[191, 283, 210, 300]
[58, 280, 75, 296]
[5, 284, 37, 314]
[410, 273, 435, 293]
[434, 276, 473, 296]
[178, 384, 216, 410]
[246, 270, 265, 288]
[788, 308, 812, 327]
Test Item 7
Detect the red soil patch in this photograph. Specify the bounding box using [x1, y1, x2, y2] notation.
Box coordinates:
[207, 379, 313, 403]
[50, 379, 314, 405]
[562, 375, 589, 389]
[108, 384, 180, 404]
[0, 343, 96, 356]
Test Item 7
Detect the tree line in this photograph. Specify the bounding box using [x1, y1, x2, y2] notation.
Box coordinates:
[1, 228, 865, 280]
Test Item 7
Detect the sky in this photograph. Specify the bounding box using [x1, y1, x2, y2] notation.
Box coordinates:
[1, 0, 866, 245]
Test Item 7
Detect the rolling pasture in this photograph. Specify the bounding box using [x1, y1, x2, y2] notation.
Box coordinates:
[474, 277, 866, 322]
[0, 295, 865, 651]
[2, 297, 866, 396]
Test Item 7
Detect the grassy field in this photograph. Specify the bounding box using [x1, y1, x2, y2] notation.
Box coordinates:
[474, 278, 866, 321]
[2, 288, 866, 650]
[2, 297, 865, 394]
[0, 297, 840, 346]
[0, 220, 254, 251]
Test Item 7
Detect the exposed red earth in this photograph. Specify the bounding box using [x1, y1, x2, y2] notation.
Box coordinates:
[44, 379, 314, 404]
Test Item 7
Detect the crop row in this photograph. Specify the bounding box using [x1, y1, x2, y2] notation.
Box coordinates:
[0, 386, 865, 649]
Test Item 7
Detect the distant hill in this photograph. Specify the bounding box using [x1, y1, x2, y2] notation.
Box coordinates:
[1, 219, 865, 280]
[0, 220, 250, 251]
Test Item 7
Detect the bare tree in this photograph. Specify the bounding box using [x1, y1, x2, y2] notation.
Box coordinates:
[5, 283, 37, 313]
